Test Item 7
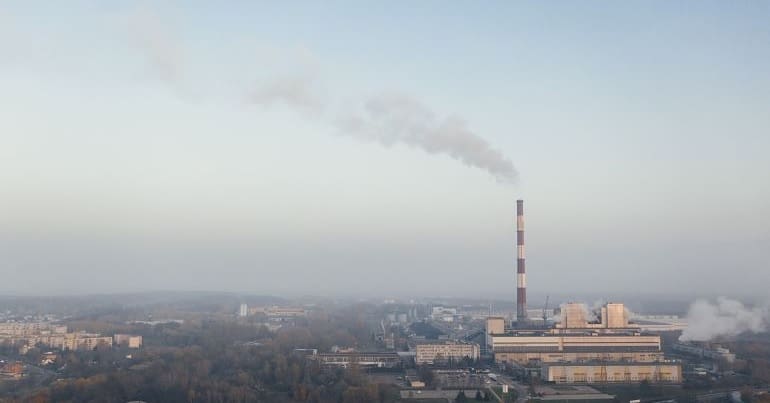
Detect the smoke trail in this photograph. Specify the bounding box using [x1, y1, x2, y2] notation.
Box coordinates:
[127, 9, 184, 84]
[126, 11, 517, 183]
[336, 93, 518, 183]
[680, 297, 770, 341]
[249, 74, 324, 114]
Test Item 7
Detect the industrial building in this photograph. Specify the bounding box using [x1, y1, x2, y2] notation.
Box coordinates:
[487, 302, 664, 365]
[414, 341, 480, 364]
[309, 351, 402, 369]
[542, 362, 682, 384]
[554, 302, 630, 331]
[430, 307, 458, 322]
[673, 342, 736, 363]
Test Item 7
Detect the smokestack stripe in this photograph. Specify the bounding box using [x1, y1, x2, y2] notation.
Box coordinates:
[516, 199, 527, 320]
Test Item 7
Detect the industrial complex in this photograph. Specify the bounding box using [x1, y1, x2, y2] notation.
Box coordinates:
[485, 200, 682, 384]
[0, 198, 763, 402]
[283, 200, 686, 389]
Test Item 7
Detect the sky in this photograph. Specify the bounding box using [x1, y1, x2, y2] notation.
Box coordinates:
[1, 1, 769, 299]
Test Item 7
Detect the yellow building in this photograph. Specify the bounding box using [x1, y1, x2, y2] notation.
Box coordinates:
[554, 302, 633, 332]
[487, 303, 665, 365]
[61, 334, 112, 350]
[489, 333, 664, 364]
[543, 363, 682, 384]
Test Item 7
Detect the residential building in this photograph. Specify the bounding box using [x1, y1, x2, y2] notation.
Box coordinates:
[415, 341, 480, 364]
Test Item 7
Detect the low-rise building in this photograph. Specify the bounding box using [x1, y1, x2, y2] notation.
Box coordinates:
[40, 352, 58, 365]
[415, 341, 480, 364]
[310, 352, 402, 369]
[0, 361, 24, 379]
[673, 342, 736, 363]
[542, 362, 682, 384]
[408, 380, 425, 388]
[489, 332, 664, 364]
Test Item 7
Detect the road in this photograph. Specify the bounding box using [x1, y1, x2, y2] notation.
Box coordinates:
[496, 373, 529, 403]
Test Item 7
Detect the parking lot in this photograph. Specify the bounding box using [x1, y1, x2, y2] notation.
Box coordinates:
[436, 371, 499, 389]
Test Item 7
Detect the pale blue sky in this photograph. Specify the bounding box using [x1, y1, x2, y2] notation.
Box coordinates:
[1, 1, 768, 298]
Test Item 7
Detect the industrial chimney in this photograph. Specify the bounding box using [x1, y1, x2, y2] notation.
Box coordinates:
[516, 199, 527, 321]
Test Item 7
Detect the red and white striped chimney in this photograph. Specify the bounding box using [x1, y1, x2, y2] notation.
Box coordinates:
[516, 199, 527, 321]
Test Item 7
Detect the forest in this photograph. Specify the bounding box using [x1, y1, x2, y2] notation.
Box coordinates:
[2, 303, 400, 403]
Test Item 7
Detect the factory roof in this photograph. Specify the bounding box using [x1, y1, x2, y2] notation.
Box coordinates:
[495, 346, 660, 353]
[315, 352, 399, 357]
[490, 329, 654, 337]
[542, 360, 681, 367]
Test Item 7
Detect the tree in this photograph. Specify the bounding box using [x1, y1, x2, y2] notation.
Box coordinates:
[417, 365, 435, 387]
[475, 389, 483, 400]
[456, 390, 468, 402]
[639, 379, 654, 397]
[740, 387, 754, 403]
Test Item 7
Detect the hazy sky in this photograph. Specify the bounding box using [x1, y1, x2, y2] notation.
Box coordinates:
[1, 1, 769, 299]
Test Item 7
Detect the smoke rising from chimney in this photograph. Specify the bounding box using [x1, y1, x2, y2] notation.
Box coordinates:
[127, 9, 184, 85]
[336, 93, 518, 183]
[249, 74, 325, 114]
[127, 12, 517, 183]
[680, 297, 770, 341]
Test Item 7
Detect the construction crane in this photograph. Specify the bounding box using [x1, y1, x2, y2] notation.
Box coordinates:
[542, 295, 550, 325]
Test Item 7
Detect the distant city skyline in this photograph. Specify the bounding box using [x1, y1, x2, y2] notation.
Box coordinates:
[1, 1, 768, 297]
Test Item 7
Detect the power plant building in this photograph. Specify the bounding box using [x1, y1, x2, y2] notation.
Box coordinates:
[542, 362, 682, 384]
[488, 302, 665, 365]
[555, 302, 629, 332]
[487, 200, 681, 383]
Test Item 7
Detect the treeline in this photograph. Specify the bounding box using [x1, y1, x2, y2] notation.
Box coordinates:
[20, 345, 396, 402]
[8, 305, 395, 402]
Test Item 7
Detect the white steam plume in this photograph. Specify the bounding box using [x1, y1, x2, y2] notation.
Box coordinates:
[680, 297, 770, 341]
[336, 93, 518, 183]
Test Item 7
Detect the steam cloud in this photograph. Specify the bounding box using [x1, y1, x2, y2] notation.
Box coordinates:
[680, 297, 770, 341]
[336, 94, 518, 183]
